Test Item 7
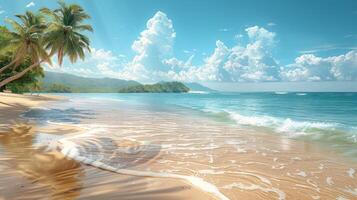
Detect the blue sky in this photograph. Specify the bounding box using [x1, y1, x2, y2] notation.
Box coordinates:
[1, 0, 357, 91]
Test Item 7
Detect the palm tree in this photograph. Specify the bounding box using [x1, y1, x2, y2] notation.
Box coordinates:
[0, 11, 49, 74]
[0, 1, 92, 88]
[41, 1, 92, 66]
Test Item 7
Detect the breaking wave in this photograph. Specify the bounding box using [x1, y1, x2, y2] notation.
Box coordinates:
[296, 93, 307, 96]
[47, 129, 229, 200]
[188, 91, 210, 94]
[228, 111, 338, 136]
[274, 92, 288, 95]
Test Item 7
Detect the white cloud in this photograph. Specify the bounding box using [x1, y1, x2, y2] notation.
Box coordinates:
[245, 26, 276, 46]
[163, 55, 194, 70]
[0, 10, 5, 15]
[267, 22, 276, 26]
[26, 2, 35, 8]
[44, 11, 357, 83]
[177, 26, 280, 82]
[281, 51, 357, 81]
[125, 11, 176, 81]
[91, 48, 118, 61]
[63, 23, 281, 83]
[299, 44, 357, 54]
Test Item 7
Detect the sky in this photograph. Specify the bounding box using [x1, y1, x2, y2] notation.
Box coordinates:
[1, 0, 357, 91]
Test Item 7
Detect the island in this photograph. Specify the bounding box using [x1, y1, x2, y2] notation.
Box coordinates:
[118, 82, 190, 93]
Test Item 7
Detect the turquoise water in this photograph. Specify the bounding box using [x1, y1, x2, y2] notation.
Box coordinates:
[59, 92, 357, 131]
[32, 92, 357, 156]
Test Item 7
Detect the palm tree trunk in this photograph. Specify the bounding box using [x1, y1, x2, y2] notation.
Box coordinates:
[0, 60, 43, 88]
[0, 58, 19, 74]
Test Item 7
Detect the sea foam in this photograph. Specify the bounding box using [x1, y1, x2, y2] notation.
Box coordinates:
[228, 111, 337, 136]
[274, 92, 288, 95]
[53, 132, 230, 200]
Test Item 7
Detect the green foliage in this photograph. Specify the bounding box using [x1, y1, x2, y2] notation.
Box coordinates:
[40, 1, 92, 65]
[43, 83, 72, 93]
[5, 11, 50, 66]
[0, 26, 14, 55]
[0, 54, 44, 93]
[118, 82, 190, 93]
[0, 1, 92, 90]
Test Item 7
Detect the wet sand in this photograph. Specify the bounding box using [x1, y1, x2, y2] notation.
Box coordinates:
[0, 93, 215, 200]
[0, 93, 356, 200]
[0, 125, 214, 200]
[0, 93, 61, 131]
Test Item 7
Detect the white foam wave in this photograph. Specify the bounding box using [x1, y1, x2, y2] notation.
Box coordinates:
[296, 93, 307, 96]
[228, 112, 336, 136]
[223, 182, 285, 200]
[347, 168, 355, 178]
[54, 134, 229, 200]
[274, 92, 288, 95]
[34, 133, 63, 146]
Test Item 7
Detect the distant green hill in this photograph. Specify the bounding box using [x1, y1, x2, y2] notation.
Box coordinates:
[40, 71, 216, 93]
[41, 71, 140, 93]
[118, 82, 190, 93]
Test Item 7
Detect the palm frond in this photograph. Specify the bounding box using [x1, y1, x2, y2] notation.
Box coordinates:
[75, 24, 93, 32]
[5, 19, 25, 34]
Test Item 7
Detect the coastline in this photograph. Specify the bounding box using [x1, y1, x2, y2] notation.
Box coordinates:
[0, 93, 62, 130]
[0, 93, 356, 200]
[0, 93, 217, 200]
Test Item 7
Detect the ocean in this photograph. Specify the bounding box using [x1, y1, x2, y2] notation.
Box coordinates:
[31, 92, 357, 157]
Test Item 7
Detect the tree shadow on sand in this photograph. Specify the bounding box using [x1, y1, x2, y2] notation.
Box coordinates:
[0, 124, 83, 200]
[22, 107, 95, 124]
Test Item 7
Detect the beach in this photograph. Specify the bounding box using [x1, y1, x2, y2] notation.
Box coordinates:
[0, 93, 216, 200]
[1, 0, 357, 199]
[0, 93, 356, 200]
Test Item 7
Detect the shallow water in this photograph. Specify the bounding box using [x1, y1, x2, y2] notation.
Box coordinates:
[53, 92, 357, 156]
[1, 93, 357, 199]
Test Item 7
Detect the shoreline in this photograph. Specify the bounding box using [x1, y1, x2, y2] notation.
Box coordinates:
[0, 93, 357, 200]
[0, 93, 218, 200]
[0, 93, 63, 131]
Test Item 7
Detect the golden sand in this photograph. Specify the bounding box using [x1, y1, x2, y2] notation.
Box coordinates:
[0, 93, 356, 200]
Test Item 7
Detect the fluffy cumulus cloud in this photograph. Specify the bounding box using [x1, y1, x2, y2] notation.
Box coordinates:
[282, 51, 357, 81]
[120, 19, 281, 82]
[170, 26, 280, 82]
[48, 11, 357, 83]
[124, 11, 176, 81]
[91, 12, 281, 82]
